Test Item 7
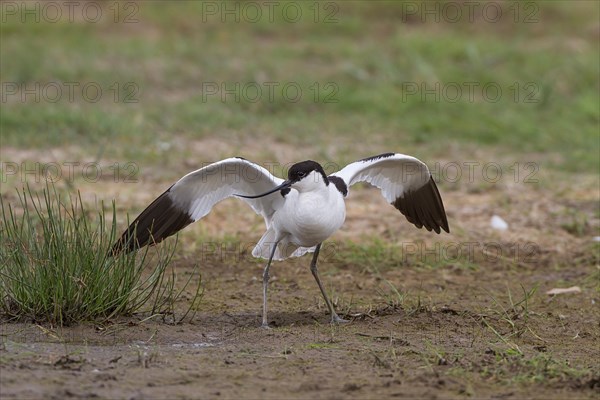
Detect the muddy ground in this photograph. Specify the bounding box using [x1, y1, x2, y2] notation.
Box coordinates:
[1, 157, 599, 399]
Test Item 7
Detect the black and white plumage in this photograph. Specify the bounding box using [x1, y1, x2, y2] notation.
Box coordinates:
[112, 153, 449, 328]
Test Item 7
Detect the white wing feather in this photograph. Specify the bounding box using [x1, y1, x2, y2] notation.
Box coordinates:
[332, 153, 449, 233]
[332, 153, 431, 201]
[171, 157, 284, 226]
[113, 157, 285, 252]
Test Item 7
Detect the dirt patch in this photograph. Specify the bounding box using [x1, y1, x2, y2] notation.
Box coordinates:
[1, 258, 599, 400]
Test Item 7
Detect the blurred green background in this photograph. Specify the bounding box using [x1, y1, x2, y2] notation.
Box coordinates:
[1, 1, 598, 175]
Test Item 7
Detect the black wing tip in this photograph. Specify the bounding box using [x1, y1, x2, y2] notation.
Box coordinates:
[110, 225, 141, 255]
[359, 153, 396, 162]
[110, 190, 194, 256]
[393, 177, 449, 234]
[428, 177, 450, 233]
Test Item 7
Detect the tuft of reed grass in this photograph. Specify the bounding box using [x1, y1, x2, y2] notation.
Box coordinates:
[0, 184, 202, 326]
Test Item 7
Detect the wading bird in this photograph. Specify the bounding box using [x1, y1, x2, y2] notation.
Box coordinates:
[112, 153, 449, 328]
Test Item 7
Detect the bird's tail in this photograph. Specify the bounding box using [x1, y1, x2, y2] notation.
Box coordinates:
[252, 229, 316, 261]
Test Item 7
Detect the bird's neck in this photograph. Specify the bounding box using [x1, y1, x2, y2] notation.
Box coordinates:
[297, 185, 330, 198]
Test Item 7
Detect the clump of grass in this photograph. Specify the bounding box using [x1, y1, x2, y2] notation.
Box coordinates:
[479, 351, 591, 386]
[0, 184, 201, 326]
[559, 209, 590, 237]
[334, 238, 404, 274]
[480, 284, 541, 357]
[376, 279, 407, 309]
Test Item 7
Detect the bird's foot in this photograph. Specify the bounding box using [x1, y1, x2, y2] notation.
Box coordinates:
[260, 323, 272, 330]
[330, 314, 350, 324]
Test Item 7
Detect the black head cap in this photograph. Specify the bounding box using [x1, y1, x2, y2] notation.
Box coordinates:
[288, 160, 329, 184]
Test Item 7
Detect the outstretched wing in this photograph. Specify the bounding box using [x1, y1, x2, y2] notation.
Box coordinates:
[112, 157, 284, 253]
[331, 153, 449, 234]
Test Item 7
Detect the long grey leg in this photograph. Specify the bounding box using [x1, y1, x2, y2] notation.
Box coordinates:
[310, 243, 349, 324]
[261, 241, 279, 329]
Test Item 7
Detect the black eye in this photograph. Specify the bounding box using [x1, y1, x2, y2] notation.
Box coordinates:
[298, 171, 306, 178]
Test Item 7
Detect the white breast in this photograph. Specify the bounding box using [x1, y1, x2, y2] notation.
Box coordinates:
[276, 184, 346, 247]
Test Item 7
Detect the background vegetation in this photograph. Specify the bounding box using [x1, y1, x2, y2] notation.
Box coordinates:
[1, 1, 598, 172]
